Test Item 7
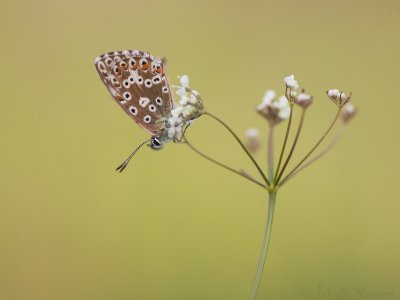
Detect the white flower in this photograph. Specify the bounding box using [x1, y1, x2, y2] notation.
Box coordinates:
[294, 92, 313, 108]
[257, 90, 276, 110]
[274, 96, 290, 119]
[284, 75, 299, 90]
[179, 75, 189, 88]
[182, 105, 197, 118]
[168, 127, 176, 138]
[327, 89, 351, 107]
[171, 106, 184, 118]
[327, 89, 340, 98]
[245, 128, 261, 153]
[344, 103, 355, 114]
[245, 128, 259, 138]
[341, 103, 357, 124]
[257, 91, 291, 125]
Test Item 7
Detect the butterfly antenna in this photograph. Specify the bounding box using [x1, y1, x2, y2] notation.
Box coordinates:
[116, 139, 152, 173]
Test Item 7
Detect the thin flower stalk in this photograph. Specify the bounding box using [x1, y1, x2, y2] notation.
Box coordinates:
[267, 125, 275, 180]
[184, 137, 267, 189]
[250, 191, 277, 300]
[279, 125, 346, 186]
[204, 111, 271, 188]
[273, 103, 294, 183]
[275, 108, 306, 185]
[279, 107, 342, 186]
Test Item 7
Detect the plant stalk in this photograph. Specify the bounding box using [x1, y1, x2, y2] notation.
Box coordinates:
[250, 191, 277, 300]
[273, 103, 294, 182]
[184, 137, 267, 189]
[204, 111, 270, 188]
[267, 125, 275, 180]
[275, 108, 306, 185]
[279, 107, 342, 186]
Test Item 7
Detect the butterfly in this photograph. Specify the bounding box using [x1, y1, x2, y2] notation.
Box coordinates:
[94, 50, 196, 172]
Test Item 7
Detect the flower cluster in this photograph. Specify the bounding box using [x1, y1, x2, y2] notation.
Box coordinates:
[248, 75, 355, 157]
[256, 90, 290, 126]
[327, 89, 352, 107]
[168, 75, 205, 139]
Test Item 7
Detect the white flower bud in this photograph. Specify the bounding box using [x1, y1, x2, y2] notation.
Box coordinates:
[168, 127, 175, 138]
[294, 92, 313, 109]
[179, 75, 189, 88]
[284, 75, 299, 90]
[245, 128, 261, 153]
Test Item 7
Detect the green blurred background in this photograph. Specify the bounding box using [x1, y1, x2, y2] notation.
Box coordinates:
[1, 0, 399, 299]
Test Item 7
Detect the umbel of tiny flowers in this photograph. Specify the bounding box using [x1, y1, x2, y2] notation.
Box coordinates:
[168, 75, 205, 140]
[178, 74, 355, 300]
[327, 89, 352, 107]
[294, 90, 313, 109]
[284, 74, 299, 100]
[256, 90, 290, 126]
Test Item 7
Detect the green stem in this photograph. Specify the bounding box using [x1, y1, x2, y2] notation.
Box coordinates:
[267, 125, 275, 181]
[273, 103, 294, 183]
[250, 192, 277, 300]
[279, 107, 342, 187]
[275, 109, 306, 185]
[279, 124, 346, 186]
[204, 111, 270, 188]
[184, 137, 267, 189]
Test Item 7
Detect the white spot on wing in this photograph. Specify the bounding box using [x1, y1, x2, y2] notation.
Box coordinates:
[139, 97, 150, 107]
[143, 115, 151, 123]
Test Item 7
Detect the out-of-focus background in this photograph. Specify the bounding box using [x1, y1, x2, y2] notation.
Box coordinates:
[1, 0, 399, 299]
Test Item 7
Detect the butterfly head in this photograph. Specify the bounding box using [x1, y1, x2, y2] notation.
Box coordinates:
[149, 136, 163, 150]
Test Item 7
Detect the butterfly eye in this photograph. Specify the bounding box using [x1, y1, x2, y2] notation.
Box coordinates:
[123, 92, 132, 100]
[152, 75, 161, 84]
[143, 115, 152, 123]
[129, 106, 138, 115]
[136, 76, 143, 85]
[155, 97, 163, 105]
[149, 104, 156, 112]
[162, 86, 169, 93]
[128, 76, 135, 83]
[144, 79, 153, 88]
[129, 59, 138, 70]
[140, 58, 149, 71]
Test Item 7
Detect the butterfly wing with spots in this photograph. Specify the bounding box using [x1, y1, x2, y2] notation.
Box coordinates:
[94, 50, 173, 135]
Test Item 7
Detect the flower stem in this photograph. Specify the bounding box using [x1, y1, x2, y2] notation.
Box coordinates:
[204, 111, 270, 188]
[250, 191, 277, 300]
[273, 103, 294, 183]
[279, 107, 342, 186]
[184, 137, 267, 189]
[267, 125, 275, 180]
[279, 124, 346, 186]
[275, 108, 306, 185]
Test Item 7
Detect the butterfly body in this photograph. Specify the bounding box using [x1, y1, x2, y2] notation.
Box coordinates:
[94, 50, 177, 149]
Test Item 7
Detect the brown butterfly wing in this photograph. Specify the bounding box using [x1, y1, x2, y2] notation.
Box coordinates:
[94, 50, 173, 135]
